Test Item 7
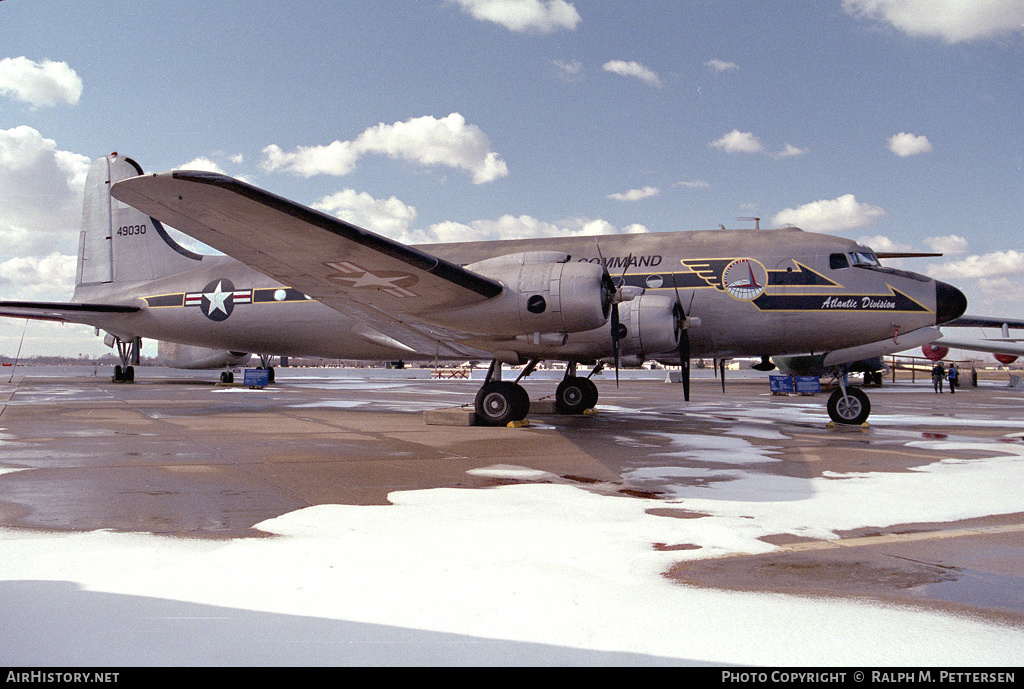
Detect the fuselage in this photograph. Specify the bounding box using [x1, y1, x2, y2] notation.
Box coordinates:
[71, 226, 965, 364]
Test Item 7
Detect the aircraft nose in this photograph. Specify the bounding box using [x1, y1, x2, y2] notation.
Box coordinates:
[935, 280, 967, 324]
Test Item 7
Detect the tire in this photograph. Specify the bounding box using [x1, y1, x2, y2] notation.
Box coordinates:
[556, 376, 597, 415]
[581, 377, 599, 409]
[827, 387, 871, 425]
[125, 366, 134, 383]
[475, 382, 530, 426]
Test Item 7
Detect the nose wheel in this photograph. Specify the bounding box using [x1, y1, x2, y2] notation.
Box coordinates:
[827, 386, 870, 425]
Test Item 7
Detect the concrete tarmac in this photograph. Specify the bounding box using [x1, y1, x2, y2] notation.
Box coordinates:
[1, 366, 1023, 628]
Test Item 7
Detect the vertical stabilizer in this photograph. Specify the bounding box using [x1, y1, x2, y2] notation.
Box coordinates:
[76, 153, 203, 287]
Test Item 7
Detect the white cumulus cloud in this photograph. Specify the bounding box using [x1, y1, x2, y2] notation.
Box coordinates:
[857, 235, 915, 255]
[843, 0, 1024, 43]
[705, 58, 739, 72]
[553, 59, 584, 82]
[927, 250, 1024, 280]
[710, 130, 764, 154]
[312, 189, 419, 241]
[0, 126, 91, 258]
[176, 157, 227, 174]
[602, 60, 662, 87]
[675, 180, 710, 189]
[262, 113, 508, 184]
[400, 215, 648, 245]
[0, 57, 83, 108]
[0, 253, 77, 299]
[607, 186, 659, 202]
[772, 194, 886, 233]
[888, 132, 933, 157]
[451, 0, 581, 33]
[923, 234, 968, 255]
[774, 143, 807, 158]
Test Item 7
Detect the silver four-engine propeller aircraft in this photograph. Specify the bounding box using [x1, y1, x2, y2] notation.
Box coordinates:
[0, 154, 970, 425]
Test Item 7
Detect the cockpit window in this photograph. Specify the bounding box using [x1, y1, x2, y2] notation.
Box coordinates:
[850, 251, 880, 267]
[849, 250, 930, 282]
[829, 253, 849, 269]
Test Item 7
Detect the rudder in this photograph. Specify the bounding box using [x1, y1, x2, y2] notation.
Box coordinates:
[76, 153, 203, 286]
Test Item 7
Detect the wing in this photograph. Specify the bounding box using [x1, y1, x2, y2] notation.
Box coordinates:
[933, 315, 1024, 360]
[944, 315, 1024, 330]
[110, 171, 503, 358]
[0, 301, 140, 324]
[931, 336, 1024, 358]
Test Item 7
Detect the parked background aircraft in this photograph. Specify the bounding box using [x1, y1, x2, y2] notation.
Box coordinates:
[0, 154, 968, 425]
[923, 316, 1024, 366]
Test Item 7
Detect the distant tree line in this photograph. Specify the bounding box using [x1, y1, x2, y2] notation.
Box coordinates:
[0, 354, 158, 366]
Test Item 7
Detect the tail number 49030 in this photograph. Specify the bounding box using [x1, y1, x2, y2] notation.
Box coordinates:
[117, 224, 147, 236]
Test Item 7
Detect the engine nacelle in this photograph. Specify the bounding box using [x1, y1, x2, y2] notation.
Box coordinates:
[922, 344, 949, 361]
[614, 294, 681, 359]
[156, 341, 252, 369]
[447, 252, 610, 338]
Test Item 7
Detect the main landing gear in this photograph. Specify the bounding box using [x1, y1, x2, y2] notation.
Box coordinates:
[111, 336, 140, 383]
[473, 360, 601, 426]
[553, 363, 599, 416]
[474, 360, 531, 426]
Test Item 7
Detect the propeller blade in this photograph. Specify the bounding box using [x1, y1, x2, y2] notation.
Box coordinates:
[679, 330, 691, 401]
[671, 281, 694, 401]
[719, 358, 726, 393]
[611, 302, 621, 387]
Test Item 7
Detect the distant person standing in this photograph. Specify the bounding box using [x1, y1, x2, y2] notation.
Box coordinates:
[932, 361, 945, 393]
[948, 363, 959, 394]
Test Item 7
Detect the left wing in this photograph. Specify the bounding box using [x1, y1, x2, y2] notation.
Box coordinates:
[0, 301, 140, 324]
[111, 172, 501, 314]
[111, 171, 503, 357]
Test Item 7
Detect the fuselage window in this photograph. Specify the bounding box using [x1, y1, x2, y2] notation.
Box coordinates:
[829, 253, 849, 269]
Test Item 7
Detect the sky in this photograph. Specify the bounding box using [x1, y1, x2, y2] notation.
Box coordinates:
[0, 0, 1022, 356]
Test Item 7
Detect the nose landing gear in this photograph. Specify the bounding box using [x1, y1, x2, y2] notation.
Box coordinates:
[826, 381, 871, 425]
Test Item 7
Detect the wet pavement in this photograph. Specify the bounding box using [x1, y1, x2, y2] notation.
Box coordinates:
[1, 366, 1023, 627]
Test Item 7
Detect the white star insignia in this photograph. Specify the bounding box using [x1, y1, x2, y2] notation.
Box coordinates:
[204, 281, 231, 315]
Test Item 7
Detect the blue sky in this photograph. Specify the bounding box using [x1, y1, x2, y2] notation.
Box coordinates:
[1, 0, 1022, 356]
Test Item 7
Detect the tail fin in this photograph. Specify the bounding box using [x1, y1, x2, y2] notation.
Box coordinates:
[76, 153, 203, 287]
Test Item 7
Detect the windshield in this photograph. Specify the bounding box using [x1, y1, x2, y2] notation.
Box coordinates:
[850, 251, 880, 267]
[850, 251, 930, 282]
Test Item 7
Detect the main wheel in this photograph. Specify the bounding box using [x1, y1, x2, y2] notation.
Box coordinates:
[827, 387, 871, 425]
[580, 377, 599, 409]
[475, 382, 530, 426]
[556, 376, 598, 415]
